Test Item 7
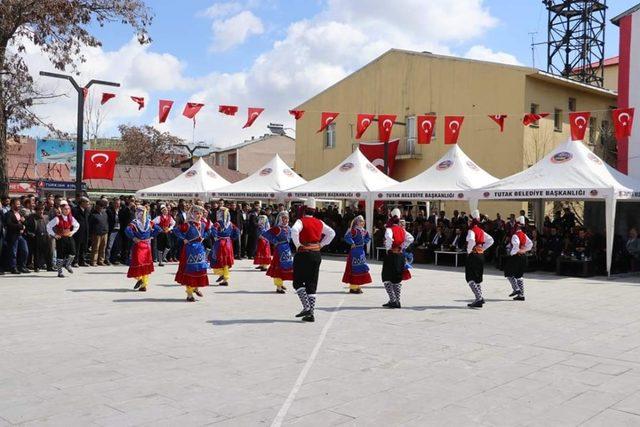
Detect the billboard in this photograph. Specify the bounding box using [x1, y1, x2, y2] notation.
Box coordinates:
[35, 138, 77, 175]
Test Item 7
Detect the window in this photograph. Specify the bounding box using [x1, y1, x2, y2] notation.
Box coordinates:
[219, 154, 227, 166]
[427, 111, 437, 139]
[601, 120, 611, 145]
[324, 123, 336, 149]
[530, 104, 539, 128]
[589, 117, 598, 145]
[406, 115, 416, 155]
[554, 109, 562, 132]
[568, 97, 577, 112]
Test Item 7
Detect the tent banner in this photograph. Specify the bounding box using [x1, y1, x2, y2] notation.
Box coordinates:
[215, 192, 277, 199]
[377, 191, 461, 200]
[480, 188, 604, 199]
[288, 191, 364, 199]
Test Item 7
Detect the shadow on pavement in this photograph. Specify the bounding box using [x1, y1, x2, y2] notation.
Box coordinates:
[84, 272, 125, 275]
[112, 298, 187, 303]
[68, 288, 136, 293]
[207, 319, 300, 325]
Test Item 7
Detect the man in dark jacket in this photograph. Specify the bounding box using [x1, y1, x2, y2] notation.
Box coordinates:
[72, 197, 90, 267]
[5, 198, 30, 274]
[229, 202, 243, 258]
[89, 200, 109, 266]
[25, 202, 53, 272]
[118, 198, 135, 264]
[245, 203, 259, 259]
[106, 198, 122, 264]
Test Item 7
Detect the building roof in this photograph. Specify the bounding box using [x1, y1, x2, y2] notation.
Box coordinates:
[7, 139, 246, 192]
[296, 48, 617, 109]
[210, 133, 294, 154]
[612, 3, 640, 25]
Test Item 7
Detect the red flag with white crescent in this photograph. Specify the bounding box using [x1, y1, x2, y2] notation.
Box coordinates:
[522, 112, 549, 126]
[355, 114, 375, 139]
[183, 102, 204, 126]
[417, 115, 436, 144]
[444, 116, 464, 144]
[377, 114, 396, 143]
[82, 87, 89, 100]
[219, 105, 238, 116]
[83, 149, 119, 180]
[358, 139, 400, 176]
[569, 112, 591, 141]
[243, 107, 264, 128]
[158, 99, 174, 123]
[488, 114, 507, 132]
[131, 96, 145, 110]
[317, 112, 339, 133]
[289, 110, 304, 120]
[100, 93, 116, 105]
[613, 108, 635, 140]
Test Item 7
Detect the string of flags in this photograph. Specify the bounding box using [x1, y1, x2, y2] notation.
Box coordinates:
[94, 91, 635, 143]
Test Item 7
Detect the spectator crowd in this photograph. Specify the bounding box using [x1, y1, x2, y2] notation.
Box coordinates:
[0, 193, 638, 276]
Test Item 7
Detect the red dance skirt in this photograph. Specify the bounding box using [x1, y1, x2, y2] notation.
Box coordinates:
[175, 247, 209, 287]
[253, 239, 272, 265]
[127, 241, 155, 278]
[212, 238, 235, 269]
[266, 254, 293, 281]
[341, 253, 372, 285]
[403, 269, 412, 281]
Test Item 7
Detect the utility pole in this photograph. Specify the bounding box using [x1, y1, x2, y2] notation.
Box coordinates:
[39, 71, 120, 195]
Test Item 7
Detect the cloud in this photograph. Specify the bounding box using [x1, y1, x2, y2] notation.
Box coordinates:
[464, 45, 523, 66]
[22, 0, 518, 151]
[210, 11, 265, 52]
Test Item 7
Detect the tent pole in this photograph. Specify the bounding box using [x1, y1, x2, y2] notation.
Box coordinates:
[366, 195, 375, 259]
[605, 196, 617, 277]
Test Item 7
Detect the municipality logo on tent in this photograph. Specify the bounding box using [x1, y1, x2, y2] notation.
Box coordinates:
[437, 160, 453, 170]
[551, 152, 573, 164]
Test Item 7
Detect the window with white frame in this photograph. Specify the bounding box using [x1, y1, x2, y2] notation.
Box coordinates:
[325, 123, 336, 149]
[406, 115, 416, 154]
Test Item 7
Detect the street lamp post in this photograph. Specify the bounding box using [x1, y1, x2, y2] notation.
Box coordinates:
[174, 144, 209, 168]
[39, 71, 120, 195]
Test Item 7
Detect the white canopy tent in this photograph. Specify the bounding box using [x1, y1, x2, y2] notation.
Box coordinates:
[211, 154, 306, 200]
[376, 145, 498, 204]
[136, 158, 231, 200]
[474, 139, 640, 275]
[288, 148, 398, 245]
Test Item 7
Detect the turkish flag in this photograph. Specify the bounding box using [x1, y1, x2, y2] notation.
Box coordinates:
[378, 114, 396, 143]
[317, 112, 339, 133]
[355, 114, 375, 139]
[613, 108, 635, 140]
[522, 112, 549, 126]
[444, 116, 464, 144]
[158, 100, 174, 123]
[130, 96, 145, 110]
[83, 150, 119, 180]
[569, 112, 591, 141]
[101, 93, 116, 105]
[243, 107, 264, 128]
[82, 87, 89, 100]
[219, 105, 238, 116]
[358, 139, 400, 176]
[488, 114, 507, 132]
[183, 102, 204, 124]
[289, 110, 304, 120]
[417, 115, 436, 144]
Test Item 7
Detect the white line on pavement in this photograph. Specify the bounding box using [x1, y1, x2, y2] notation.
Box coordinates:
[271, 296, 346, 427]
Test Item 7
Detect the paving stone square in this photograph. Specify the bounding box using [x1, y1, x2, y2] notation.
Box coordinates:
[1, 259, 640, 426]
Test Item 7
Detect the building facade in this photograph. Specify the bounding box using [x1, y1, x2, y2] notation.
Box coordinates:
[205, 133, 295, 175]
[294, 49, 617, 216]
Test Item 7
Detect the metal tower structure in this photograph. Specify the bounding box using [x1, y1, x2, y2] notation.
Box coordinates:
[543, 0, 607, 87]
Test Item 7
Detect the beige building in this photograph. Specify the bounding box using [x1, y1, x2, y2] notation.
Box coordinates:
[205, 133, 295, 175]
[294, 49, 618, 217]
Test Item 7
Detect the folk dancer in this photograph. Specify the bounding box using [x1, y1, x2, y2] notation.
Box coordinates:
[153, 204, 175, 266]
[504, 216, 533, 301]
[342, 215, 372, 294]
[291, 198, 336, 322]
[382, 209, 414, 308]
[125, 206, 161, 292]
[253, 214, 272, 272]
[174, 205, 210, 302]
[209, 207, 240, 286]
[465, 210, 495, 308]
[262, 211, 293, 294]
[46, 200, 79, 278]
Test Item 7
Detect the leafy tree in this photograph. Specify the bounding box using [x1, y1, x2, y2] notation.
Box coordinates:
[0, 0, 152, 194]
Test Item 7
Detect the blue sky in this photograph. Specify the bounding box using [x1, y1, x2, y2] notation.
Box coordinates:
[28, 0, 638, 147]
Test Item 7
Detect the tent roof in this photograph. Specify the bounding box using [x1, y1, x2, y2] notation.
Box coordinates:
[476, 140, 640, 200]
[288, 148, 398, 199]
[212, 154, 306, 199]
[377, 145, 498, 200]
[136, 158, 231, 199]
